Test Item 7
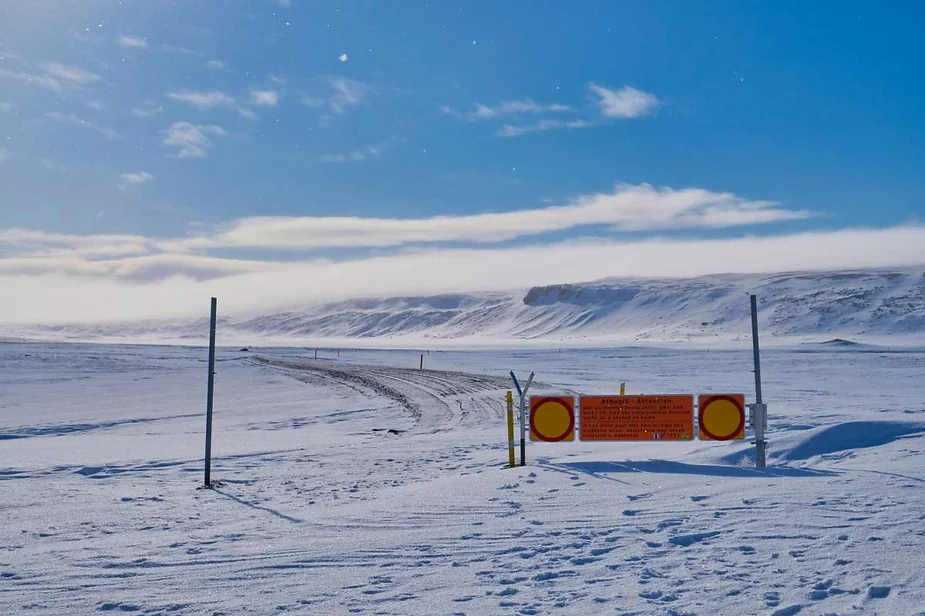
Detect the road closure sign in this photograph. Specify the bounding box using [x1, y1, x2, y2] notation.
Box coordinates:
[698, 394, 746, 440]
[579, 395, 694, 441]
[530, 397, 575, 442]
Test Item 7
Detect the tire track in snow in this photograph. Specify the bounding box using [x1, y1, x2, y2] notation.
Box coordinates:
[252, 356, 511, 433]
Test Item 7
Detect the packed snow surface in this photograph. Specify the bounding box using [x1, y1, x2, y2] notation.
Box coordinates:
[2, 342, 925, 614]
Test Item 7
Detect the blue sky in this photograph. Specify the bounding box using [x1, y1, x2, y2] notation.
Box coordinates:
[1, 1, 924, 322]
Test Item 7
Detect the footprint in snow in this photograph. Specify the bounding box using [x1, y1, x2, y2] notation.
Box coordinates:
[764, 591, 780, 605]
[868, 586, 891, 599]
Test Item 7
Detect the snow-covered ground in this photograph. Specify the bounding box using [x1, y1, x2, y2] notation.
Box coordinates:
[2, 342, 925, 615]
[6, 268, 925, 347]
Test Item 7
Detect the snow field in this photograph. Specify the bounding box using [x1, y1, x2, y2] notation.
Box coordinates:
[1, 342, 924, 615]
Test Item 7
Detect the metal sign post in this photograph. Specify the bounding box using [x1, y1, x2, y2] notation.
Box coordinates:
[750, 294, 768, 468]
[506, 391, 516, 468]
[204, 297, 217, 486]
[510, 371, 534, 466]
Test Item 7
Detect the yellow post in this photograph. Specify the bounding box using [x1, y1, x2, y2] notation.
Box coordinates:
[620, 382, 626, 395]
[506, 390, 515, 468]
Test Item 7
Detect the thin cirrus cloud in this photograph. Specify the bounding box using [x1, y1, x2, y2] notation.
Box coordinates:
[497, 119, 597, 138]
[166, 89, 235, 110]
[119, 171, 155, 188]
[301, 77, 369, 115]
[2, 226, 925, 324]
[43, 111, 120, 139]
[0, 228, 154, 260]
[206, 60, 226, 70]
[117, 35, 148, 49]
[161, 122, 226, 158]
[319, 143, 385, 164]
[447, 83, 661, 137]
[0, 61, 103, 93]
[441, 99, 573, 121]
[132, 101, 162, 118]
[159, 45, 202, 57]
[249, 89, 280, 106]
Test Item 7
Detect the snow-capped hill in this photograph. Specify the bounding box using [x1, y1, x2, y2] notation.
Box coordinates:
[7, 268, 925, 345]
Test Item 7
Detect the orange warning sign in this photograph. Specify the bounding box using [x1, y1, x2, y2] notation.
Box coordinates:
[698, 394, 746, 440]
[530, 397, 575, 442]
[579, 395, 694, 441]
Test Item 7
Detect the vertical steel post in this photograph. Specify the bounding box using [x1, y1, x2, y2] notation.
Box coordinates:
[204, 297, 217, 486]
[506, 391, 515, 468]
[750, 294, 767, 468]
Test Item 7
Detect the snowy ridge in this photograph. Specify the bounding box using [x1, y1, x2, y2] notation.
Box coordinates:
[11, 267, 925, 344]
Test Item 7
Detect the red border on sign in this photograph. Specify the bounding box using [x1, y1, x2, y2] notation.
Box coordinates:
[698, 395, 745, 441]
[530, 397, 575, 442]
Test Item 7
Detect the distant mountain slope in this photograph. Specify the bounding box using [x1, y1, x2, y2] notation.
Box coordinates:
[10, 268, 925, 345]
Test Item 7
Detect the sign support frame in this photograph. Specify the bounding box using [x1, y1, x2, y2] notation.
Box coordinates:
[510, 371, 534, 466]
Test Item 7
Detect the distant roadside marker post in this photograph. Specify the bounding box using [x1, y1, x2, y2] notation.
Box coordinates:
[749, 294, 768, 468]
[510, 371, 534, 466]
[204, 297, 217, 487]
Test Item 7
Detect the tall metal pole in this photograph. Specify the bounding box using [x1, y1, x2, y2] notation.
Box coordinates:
[204, 297, 217, 486]
[750, 294, 767, 468]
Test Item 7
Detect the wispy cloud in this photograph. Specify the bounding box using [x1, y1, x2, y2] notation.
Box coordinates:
[0, 182, 810, 264]
[164, 184, 809, 251]
[39, 62, 103, 86]
[0, 102, 14, 113]
[159, 45, 202, 57]
[0, 229, 153, 260]
[39, 159, 68, 172]
[446, 84, 659, 137]
[0, 61, 103, 93]
[132, 101, 162, 118]
[320, 144, 385, 164]
[442, 99, 572, 121]
[0, 148, 10, 164]
[497, 119, 596, 138]
[119, 171, 155, 188]
[590, 84, 660, 118]
[249, 89, 280, 107]
[162, 122, 226, 158]
[206, 60, 226, 70]
[117, 35, 148, 49]
[44, 112, 120, 139]
[166, 89, 235, 110]
[301, 78, 369, 115]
